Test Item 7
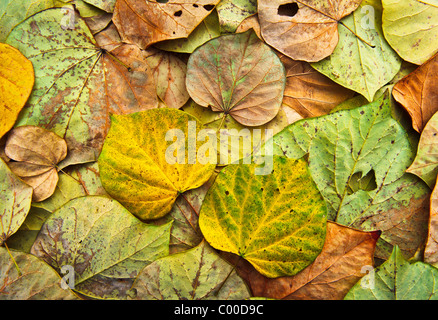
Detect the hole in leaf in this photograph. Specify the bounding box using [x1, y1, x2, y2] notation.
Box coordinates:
[203, 4, 215, 11]
[174, 10, 182, 17]
[193, 3, 199, 7]
[277, 2, 299, 17]
[347, 169, 377, 195]
[156, 0, 169, 3]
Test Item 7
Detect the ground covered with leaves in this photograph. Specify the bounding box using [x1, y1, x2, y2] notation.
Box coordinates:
[0, 0, 438, 301]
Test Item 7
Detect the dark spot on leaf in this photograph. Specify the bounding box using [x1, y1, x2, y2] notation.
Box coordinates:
[225, 190, 229, 195]
[174, 10, 182, 17]
[203, 4, 215, 11]
[193, 3, 198, 7]
[277, 3, 299, 17]
[156, 0, 168, 3]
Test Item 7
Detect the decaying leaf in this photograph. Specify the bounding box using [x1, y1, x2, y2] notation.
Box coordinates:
[258, 0, 362, 62]
[0, 247, 78, 300]
[271, 95, 430, 260]
[393, 53, 438, 133]
[0, 158, 33, 245]
[113, 0, 221, 49]
[216, 0, 257, 33]
[186, 30, 286, 126]
[0, 43, 34, 140]
[130, 241, 251, 300]
[199, 157, 327, 278]
[226, 222, 380, 300]
[98, 108, 216, 220]
[31, 196, 172, 299]
[5, 126, 67, 202]
[235, 13, 262, 39]
[382, 0, 438, 65]
[425, 181, 438, 266]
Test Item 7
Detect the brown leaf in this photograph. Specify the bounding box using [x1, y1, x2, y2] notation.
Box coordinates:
[113, 0, 221, 50]
[5, 126, 67, 202]
[225, 222, 380, 300]
[258, 0, 362, 62]
[280, 54, 355, 118]
[236, 14, 262, 40]
[424, 182, 438, 266]
[393, 52, 438, 132]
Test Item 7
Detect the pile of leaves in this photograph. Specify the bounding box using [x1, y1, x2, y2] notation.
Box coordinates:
[1, 0, 438, 300]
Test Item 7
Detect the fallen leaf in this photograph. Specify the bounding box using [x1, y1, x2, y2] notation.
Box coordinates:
[226, 222, 380, 300]
[392, 53, 438, 133]
[98, 108, 216, 220]
[186, 30, 286, 126]
[235, 13, 262, 39]
[199, 156, 327, 278]
[5, 126, 67, 202]
[0, 158, 33, 245]
[0, 43, 34, 140]
[258, 0, 362, 62]
[424, 181, 438, 266]
[382, 0, 438, 65]
[82, 0, 116, 12]
[271, 95, 430, 259]
[216, 0, 257, 33]
[31, 196, 173, 299]
[345, 246, 438, 300]
[0, 247, 78, 300]
[280, 54, 355, 118]
[311, 0, 402, 102]
[130, 241, 251, 300]
[113, 0, 221, 49]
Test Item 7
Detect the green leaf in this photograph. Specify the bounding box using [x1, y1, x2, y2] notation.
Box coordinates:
[30, 196, 172, 299]
[131, 241, 251, 300]
[186, 30, 286, 126]
[271, 95, 430, 259]
[98, 108, 216, 220]
[345, 246, 438, 300]
[82, 0, 115, 12]
[0, 247, 78, 300]
[199, 156, 327, 278]
[216, 0, 257, 33]
[382, 0, 438, 65]
[0, 158, 33, 245]
[311, 0, 402, 101]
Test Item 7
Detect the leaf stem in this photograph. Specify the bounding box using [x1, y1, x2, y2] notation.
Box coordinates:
[104, 50, 132, 72]
[3, 242, 21, 277]
[339, 21, 375, 48]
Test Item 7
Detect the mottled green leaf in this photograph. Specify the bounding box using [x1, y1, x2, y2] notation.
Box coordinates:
[0, 247, 78, 300]
[199, 156, 327, 278]
[131, 241, 251, 300]
[382, 0, 438, 65]
[31, 196, 172, 299]
[216, 0, 257, 33]
[345, 246, 438, 300]
[311, 0, 402, 101]
[271, 95, 430, 259]
[0, 159, 33, 245]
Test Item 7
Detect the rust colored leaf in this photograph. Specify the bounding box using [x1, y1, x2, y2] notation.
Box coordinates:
[113, 0, 221, 49]
[4, 126, 67, 202]
[393, 53, 438, 132]
[258, 0, 362, 62]
[280, 54, 355, 118]
[425, 181, 438, 266]
[226, 222, 380, 300]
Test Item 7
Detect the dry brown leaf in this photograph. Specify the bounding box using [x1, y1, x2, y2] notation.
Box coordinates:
[258, 0, 362, 62]
[280, 54, 355, 118]
[393, 53, 438, 132]
[225, 222, 380, 300]
[424, 182, 438, 266]
[4, 126, 67, 202]
[113, 0, 221, 49]
[236, 14, 262, 39]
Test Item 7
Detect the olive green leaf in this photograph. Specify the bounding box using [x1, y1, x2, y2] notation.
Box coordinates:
[382, 0, 438, 65]
[31, 196, 172, 299]
[131, 241, 251, 300]
[0, 158, 33, 245]
[271, 95, 430, 260]
[186, 30, 286, 127]
[199, 156, 327, 278]
[0, 247, 78, 300]
[98, 108, 216, 220]
[345, 246, 438, 300]
[216, 0, 257, 33]
[311, 0, 402, 102]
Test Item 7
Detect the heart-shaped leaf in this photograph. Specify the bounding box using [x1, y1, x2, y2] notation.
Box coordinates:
[5, 126, 67, 202]
[199, 156, 327, 278]
[186, 30, 286, 126]
[31, 196, 172, 299]
[0, 43, 34, 139]
[0, 247, 78, 300]
[98, 108, 216, 220]
[0, 158, 33, 245]
[271, 95, 430, 259]
[382, 0, 438, 65]
[130, 241, 251, 300]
